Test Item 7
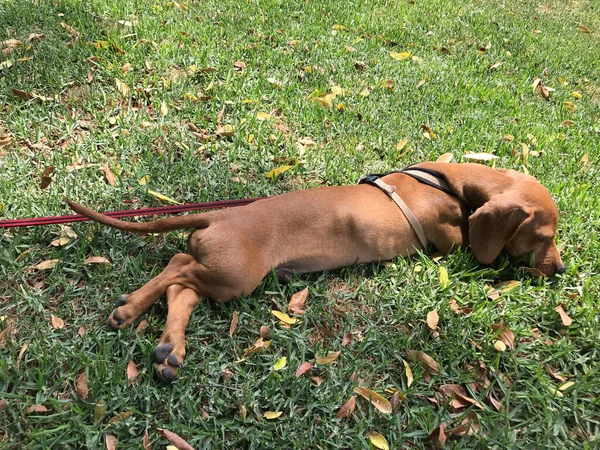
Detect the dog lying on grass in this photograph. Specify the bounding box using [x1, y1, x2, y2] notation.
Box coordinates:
[68, 162, 564, 380]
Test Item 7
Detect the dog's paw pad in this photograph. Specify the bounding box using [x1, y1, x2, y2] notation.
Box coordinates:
[115, 295, 128, 308]
[107, 309, 125, 330]
[168, 354, 183, 368]
[157, 365, 175, 382]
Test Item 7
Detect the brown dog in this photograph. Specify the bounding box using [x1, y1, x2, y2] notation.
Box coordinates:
[68, 162, 564, 380]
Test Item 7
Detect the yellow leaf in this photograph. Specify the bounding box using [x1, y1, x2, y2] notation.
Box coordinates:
[83, 256, 110, 265]
[316, 351, 341, 365]
[273, 357, 287, 371]
[265, 165, 293, 179]
[403, 360, 413, 387]
[522, 142, 529, 165]
[504, 134, 514, 142]
[572, 91, 582, 99]
[368, 432, 389, 450]
[559, 381, 575, 391]
[439, 266, 449, 289]
[463, 152, 499, 161]
[115, 78, 129, 96]
[353, 387, 392, 414]
[263, 411, 283, 419]
[547, 386, 564, 398]
[160, 100, 168, 117]
[147, 190, 181, 204]
[313, 95, 333, 108]
[332, 24, 346, 30]
[256, 112, 271, 120]
[330, 85, 346, 96]
[337, 103, 345, 111]
[563, 101, 576, 112]
[138, 175, 150, 185]
[271, 310, 298, 324]
[390, 51, 410, 60]
[396, 139, 408, 152]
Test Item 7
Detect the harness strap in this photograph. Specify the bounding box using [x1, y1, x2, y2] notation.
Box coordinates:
[360, 175, 428, 248]
[401, 168, 453, 195]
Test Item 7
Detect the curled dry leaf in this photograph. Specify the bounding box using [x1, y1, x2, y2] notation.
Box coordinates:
[426, 310, 439, 330]
[555, 305, 572, 326]
[243, 337, 270, 357]
[447, 412, 480, 436]
[295, 361, 313, 377]
[220, 368, 233, 381]
[463, 152, 498, 161]
[311, 376, 325, 386]
[126, 360, 138, 385]
[439, 384, 484, 410]
[84, 256, 110, 265]
[105, 434, 117, 450]
[341, 333, 353, 347]
[368, 432, 390, 450]
[490, 324, 515, 349]
[316, 351, 341, 365]
[288, 287, 308, 315]
[76, 371, 89, 400]
[26, 404, 50, 414]
[427, 423, 447, 449]
[157, 428, 195, 450]
[353, 387, 392, 414]
[160, 100, 168, 117]
[271, 310, 298, 325]
[403, 360, 413, 387]
[436, 153, 453, 163]
[142, 430, 151, 450]
[336, 395, 356, 419]
[406, 350, 440, 375]
[229, 311, 239, 337]
[103, 163, 117, 186]
[51, 314, 65, 330]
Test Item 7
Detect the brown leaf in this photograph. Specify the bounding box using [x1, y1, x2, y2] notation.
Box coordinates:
[439, 384, 484, 410]
[220, 368, 233, 381]
[447, 412, 479, 436]
[127, 360, 138, 385]
[389, 391, 401, 412]
[426, 310, 439, 330]
[142, 430, 151, 450]
[11, 88, 34, 100]
[260, 325, 270, 339]
[77, 325, 87, 336]
[233, 60, 247, 71]
[311, 376, 325, 386]
[84, 256, 110, 265]
[26, 404, 50, 414]
[427, 423, 447, 449]
[436, 153, 453, 163]
[490, 324, 515, 349]
[76, 371, 89, 400]
[51, 314, 65, 329]
[406, 350, 440, 375]
[353, 387, 392, 414]
[2, 38, 22, 48]
[316, 351, 341, 365]
[487, 394, 503, 411]
[229, 311, 239, 337]
[341, 333, 353, 347]
[577, 24, 591, 33]
[539, 82, 550, 100]
[288, 287, 308, 315]
[26, 33, 44, 44]
[0, 399, 7, 414]
[295, 361, 313, 377]
[157, 429, 195, 450]
[336, 395, 356, 419]
[40, 165, 55, 189]
[103, 163, 117, 186]
[243, 337, 270, 357]
[60, 22, 80, 35]
[555, 305, 572, 326]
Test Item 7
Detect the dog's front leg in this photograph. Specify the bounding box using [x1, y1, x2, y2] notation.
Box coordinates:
[154, 284, 202, 381]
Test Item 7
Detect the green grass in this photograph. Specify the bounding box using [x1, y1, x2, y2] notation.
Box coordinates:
[1, 0, 599, 448]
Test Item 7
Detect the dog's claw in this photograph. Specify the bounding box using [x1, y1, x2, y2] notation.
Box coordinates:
[155, 344, 173, 363]
[168, 354, 183, 368]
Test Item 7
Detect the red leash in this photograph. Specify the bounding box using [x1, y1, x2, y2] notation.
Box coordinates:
[0, 197, 267, 228]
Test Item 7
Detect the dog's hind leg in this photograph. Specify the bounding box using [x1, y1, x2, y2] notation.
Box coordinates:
[108, 253, 203, 330]
[154, 284, 202, 381]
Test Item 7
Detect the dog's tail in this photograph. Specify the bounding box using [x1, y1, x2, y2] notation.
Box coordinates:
[66, 200, 211, 233]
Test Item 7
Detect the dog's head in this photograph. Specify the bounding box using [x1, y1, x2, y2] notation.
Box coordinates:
[468, 169, 564, 276]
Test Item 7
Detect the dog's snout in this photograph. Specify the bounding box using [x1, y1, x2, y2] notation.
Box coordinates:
[555, 264, 566, 275]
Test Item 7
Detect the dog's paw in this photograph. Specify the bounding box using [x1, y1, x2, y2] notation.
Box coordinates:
[107, 295, 137, 330]
[154, 342, 185, 382]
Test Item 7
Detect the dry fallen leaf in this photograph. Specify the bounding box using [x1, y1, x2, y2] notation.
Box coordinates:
[263, 411, 283, 419]
[288, 287, 308, 315]
[403, 360, 414, 387]
[260, 326, 270, 339]
[447, 412, 479, 436]
[316, 351, 341, 365]
[102, 163, 117, 186]
[342, 333, 353, 347]
[35, 259, 60, 270]
[426, 310, 439, 330]
[243, 337, 271, 357]
[368, 432, 390, 450]
[406, 350, 440, 375]
[256, 112, 271, 121]
[271, 310, 298, 325]
[311, 376, 325, 386]
[76, 371, 88, 400]
[427, 423, 447, 449]
[220, 368, 233, 381]
[147, 190, 181, 204]
[105, 434, 117, 450]
[229, 311, 239, 337]
[577, 24, 591, 33]
[436, 153, 453, 163]
[390, 51, 410, 60]
[160, 100, 168, 117]
[115, 78, 129, 96]
[463, 152, 499, 161]
[26, 404, 50, 414]
[142, 430, 151, 450]
[40, 166, 54, 189]
[265, 165, 293, 180]
[126, 360, 138, 385]
[555, 305, 572, 326]
[295, 361, 313, 377]
[337, 396, 356, 419]
[51, 315, 65, 330]
[84, 256, 110, 265]
[157, 428, 195, 450]
[353, 387, 392, 414]
[490, 324, 515, 349]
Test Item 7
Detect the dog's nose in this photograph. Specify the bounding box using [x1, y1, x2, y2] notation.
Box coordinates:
[555, 264, 566, 275]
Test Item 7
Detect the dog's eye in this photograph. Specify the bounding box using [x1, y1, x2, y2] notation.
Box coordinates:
[537, 235, 552, 242]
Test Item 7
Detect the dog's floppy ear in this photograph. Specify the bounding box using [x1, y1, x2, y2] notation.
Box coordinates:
[468, 196, 532, 264]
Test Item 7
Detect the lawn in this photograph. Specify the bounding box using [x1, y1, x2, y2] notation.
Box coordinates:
[1, 0, 599, 448]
